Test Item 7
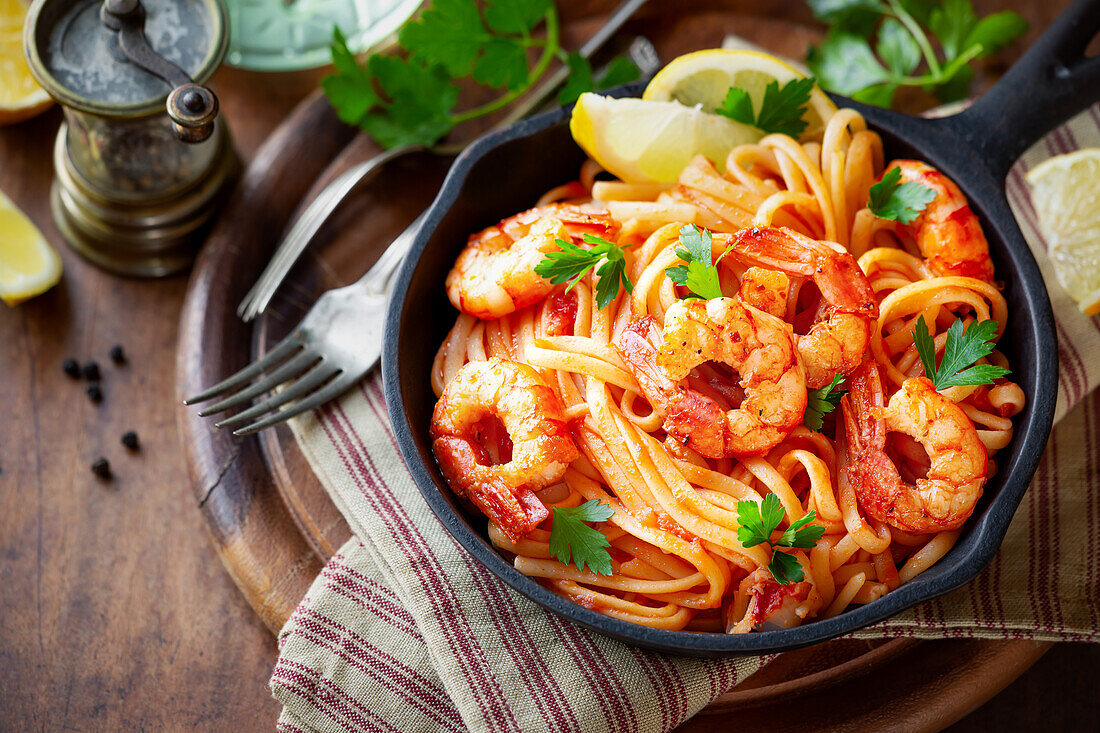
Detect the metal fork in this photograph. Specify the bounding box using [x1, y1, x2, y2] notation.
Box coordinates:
[185, 21, 657, 436]
[237, 0, 651, 323]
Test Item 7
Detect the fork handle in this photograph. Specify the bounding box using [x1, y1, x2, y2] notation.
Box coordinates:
[358, 211, 428, 296]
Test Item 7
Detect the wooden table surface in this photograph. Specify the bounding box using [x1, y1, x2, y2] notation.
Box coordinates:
[2, 1, 1098, 730]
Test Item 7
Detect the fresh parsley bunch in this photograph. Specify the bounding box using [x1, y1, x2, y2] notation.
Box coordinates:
[322, 0, 639, 148]
[805, 0, 1027, 109]
[737, 494, 825, 584]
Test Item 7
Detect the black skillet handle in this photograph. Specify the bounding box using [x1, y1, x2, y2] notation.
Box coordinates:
[937, 0, 1100, 182]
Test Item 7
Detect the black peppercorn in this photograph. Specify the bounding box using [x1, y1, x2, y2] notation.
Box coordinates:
[87, 383, 103, 403]
[91, 457, 111, 479]
[109, 345, 126, 365]
[82, 361, 101, 381]
[63, 358, 80, 378]
[121, 431, 139, 450]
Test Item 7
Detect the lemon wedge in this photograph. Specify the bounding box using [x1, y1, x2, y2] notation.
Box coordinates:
[570, 93, 760, 184]
[0, 0, 51, 126]
[642, 49, 836, 140]
[0, 188, 61, 306]
[1025, 148, 1100, 316]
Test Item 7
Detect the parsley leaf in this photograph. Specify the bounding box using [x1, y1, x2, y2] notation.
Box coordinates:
[557, 53, 641, 105]
[549, 499, 615, 575]
[736, 494, 787, 547]
[665, 225, 730, 300]
[876, 18, 921, 76]
[361, 55, 459, 149]
[484, 0, 552, 35]
[768, 550, 804, 585]
[398, 0, 489, 77]
[716, 78, 815, 137]
[965, 12, 1029, 58]
[805, 0, 1026, 111]
[806, 32, 891, 97]
[322, 28, 382, 126]
[868, 166, 937, 224]
[534, 234, 633, 310]
[737, 494, 822, 584]
[473, 37, 530, 90]
[912, 315, 1011, 391]
[929, 0, 978, 60]
[804, 374, 846, 432]
[777, 512, 826, 549]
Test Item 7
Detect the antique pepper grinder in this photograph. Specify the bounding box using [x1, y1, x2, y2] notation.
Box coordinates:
[24, 0, 238, 276]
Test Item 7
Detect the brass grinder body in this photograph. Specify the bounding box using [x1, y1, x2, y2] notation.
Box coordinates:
[25, 0, 239, 277]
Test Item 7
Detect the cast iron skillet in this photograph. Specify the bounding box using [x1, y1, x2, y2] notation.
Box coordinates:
[384, 0, 1100, 656]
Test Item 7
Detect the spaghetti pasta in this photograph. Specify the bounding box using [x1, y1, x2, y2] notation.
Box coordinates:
[427, 108, 1023, 633]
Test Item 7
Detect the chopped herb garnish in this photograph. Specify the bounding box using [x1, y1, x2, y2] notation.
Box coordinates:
[736, 494, 825, 584]
[534, 233, 633, 310]
[868, 166, 937, 223]
[912, 315, 1010, 390]
[548, 499, 615, 575]
[716, 77, 816, 137]
[665, 225, 731, 300]
[804, 374, 846, 432]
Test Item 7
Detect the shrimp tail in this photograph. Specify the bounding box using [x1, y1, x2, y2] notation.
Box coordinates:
[433, 436, 550, 540]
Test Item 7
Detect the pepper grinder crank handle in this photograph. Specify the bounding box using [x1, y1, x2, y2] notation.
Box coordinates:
[99, 0, 218, 143]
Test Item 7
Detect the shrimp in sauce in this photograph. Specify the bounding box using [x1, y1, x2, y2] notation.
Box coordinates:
[726, 568, 821, 633]
[883, 160, 995, 282]
[728, 226, 878, 388]
[431, 358, 579, 541]
[617, 298, 807, 459]
[446, 204, 620, 320]
[841, 361, 988, 534]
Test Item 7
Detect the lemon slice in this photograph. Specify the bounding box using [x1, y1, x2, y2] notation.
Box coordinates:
[0, 0, 51, 126]
[642, 49, 836, 140]
[0, 189, 61, 306]
[570, 93, 761, 184]
[1025, 148, 1100, 315]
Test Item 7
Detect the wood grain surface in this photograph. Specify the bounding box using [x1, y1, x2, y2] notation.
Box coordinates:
[1, 1, 1098, 731]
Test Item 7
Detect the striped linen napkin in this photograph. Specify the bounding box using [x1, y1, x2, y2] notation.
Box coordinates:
[269, 105, 1100, 733]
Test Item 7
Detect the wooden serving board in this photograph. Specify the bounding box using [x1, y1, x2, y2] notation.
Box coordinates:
[176, 3, 1052, 729]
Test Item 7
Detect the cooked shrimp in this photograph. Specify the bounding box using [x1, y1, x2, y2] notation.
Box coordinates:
[884, 160, 994, 282]
[737, 267, 789, 319]
[446, 204, 620, 319]
[617, 299, 806, 459]
[431, 358, 579, 541]
[841, 361, 988, 534]
[727, 226, 878, 388]
[726, 568, 820, 633]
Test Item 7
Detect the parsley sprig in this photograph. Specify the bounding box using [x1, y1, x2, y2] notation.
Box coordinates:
[534, 234, 633, 310]
[805, 0, 1027, 109]
[804, 374, 846, 432]
[737, 494, 825, 584]
[665, 225, 731, 300]
[717, 77, 816, 137]
[912, 315, 1011, 390]
[322, 0, 639, 148]
[549, 499, 615, 575]
[868, 166, 937, 223]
